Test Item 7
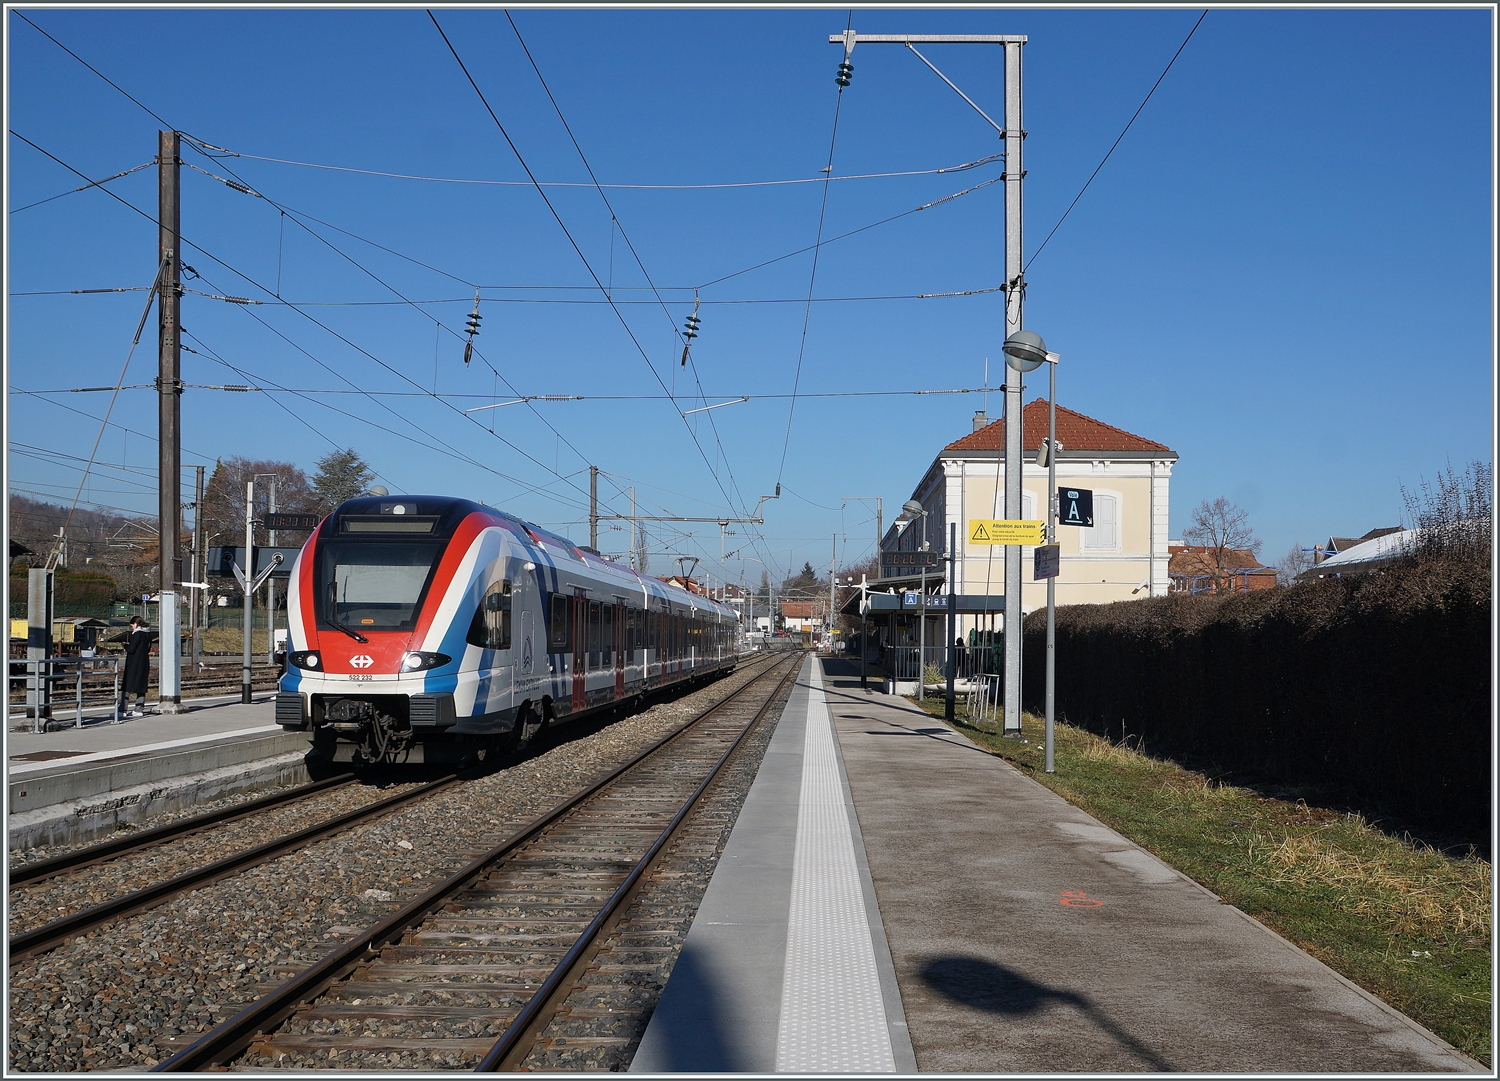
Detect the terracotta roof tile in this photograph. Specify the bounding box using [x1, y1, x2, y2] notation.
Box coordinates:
[944, 399, 1173, 455]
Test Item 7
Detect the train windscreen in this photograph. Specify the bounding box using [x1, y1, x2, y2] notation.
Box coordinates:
[315, 541, 443, 632]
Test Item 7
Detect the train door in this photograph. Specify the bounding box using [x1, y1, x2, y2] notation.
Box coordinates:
[614, 600, 625, 698]
[520, 609, 535, 694]
[570, 593, 587, 713]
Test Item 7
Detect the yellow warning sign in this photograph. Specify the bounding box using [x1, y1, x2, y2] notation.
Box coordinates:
[968, 519, 1045, 545]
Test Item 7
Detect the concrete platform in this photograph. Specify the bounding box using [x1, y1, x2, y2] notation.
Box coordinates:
[7, 692, 314, 851]
[634, 656, 1483, 1074]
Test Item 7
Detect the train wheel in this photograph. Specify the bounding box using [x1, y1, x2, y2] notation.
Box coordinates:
[511, 702, 545, 751]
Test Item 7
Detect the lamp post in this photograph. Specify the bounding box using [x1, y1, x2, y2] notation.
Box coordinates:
[900, 499, 929, 699]
[858, 572, 869, 689]
[1004, 330, 1060, 763]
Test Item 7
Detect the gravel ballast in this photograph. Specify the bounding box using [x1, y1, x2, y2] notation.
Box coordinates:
[6, 658, 786, 1072]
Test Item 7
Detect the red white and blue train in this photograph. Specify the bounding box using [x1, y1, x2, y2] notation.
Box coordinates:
[275, 495, 741, 764]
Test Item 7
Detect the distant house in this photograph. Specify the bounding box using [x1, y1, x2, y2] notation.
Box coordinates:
[1313, 526, 1403, 565]
[1168, 544, 1276, 594]
[1304, 527, 1416, 577]
[781, 601, 820, 635]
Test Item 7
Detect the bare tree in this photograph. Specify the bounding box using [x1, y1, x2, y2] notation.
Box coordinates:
[1276, 543, 1313, 586]
[1182, 497, 1262, 594]
[200, 458, 318, 548]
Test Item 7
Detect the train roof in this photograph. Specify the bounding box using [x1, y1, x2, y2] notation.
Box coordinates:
[327, 495, 738, 620]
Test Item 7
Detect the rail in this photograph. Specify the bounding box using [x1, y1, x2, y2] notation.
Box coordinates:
[151, 651, 801, 1072]
[9, 772, 357, 886]
[8, 775, 460, 963]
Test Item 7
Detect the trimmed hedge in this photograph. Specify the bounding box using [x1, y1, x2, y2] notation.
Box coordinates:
[1021, 555, 1491, 834]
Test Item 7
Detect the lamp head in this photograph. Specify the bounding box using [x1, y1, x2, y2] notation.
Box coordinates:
[1002, 329, 1049, 373]
[368, 485, 389, 498]
[901, 499, 925, 518]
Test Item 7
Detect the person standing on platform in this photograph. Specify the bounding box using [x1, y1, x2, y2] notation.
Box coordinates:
[118, 616, 152, 718]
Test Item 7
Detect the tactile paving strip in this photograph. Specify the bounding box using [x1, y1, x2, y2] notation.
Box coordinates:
[774, 661, 896, 1073]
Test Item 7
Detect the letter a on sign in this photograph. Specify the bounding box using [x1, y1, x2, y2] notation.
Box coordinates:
[1058, 488, 1094, 528]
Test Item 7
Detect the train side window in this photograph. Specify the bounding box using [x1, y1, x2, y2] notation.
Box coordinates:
[588, 602, 601, 666]
[467, 580, 512, 650]
[548, 593, 569, 651]
[602, 604, 615, 665]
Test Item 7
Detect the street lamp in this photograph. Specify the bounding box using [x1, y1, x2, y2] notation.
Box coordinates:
[899, 499, 931, 700]
[1004, 330, 1061, 770]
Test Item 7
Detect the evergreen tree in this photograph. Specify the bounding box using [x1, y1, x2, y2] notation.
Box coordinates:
[312, 449, 376, 511]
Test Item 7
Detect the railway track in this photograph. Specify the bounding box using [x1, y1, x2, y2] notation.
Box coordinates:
[9, 772, 359, 887]
[152, 651, 804, 1072]
[9, 776, 459, 963]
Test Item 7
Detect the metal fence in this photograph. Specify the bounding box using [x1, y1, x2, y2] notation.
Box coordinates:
[884, 644, 1004, 682]
[8, 655, 123, 733]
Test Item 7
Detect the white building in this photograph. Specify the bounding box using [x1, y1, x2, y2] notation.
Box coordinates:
[881, 400, 1177, 638]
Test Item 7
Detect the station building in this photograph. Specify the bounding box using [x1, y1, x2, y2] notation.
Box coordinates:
[873, 400, 1177, 645]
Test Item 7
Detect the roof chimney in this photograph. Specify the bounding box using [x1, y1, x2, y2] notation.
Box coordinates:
[972, 411, 989, 433]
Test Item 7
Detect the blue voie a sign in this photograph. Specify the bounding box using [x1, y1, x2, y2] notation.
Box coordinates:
[1058, 488, 1094, 528]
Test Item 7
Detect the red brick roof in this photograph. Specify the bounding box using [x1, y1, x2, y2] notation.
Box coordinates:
[1168, 545, 1272, 575]
[781, 601, 817, 619]
[944, 399, 1173, 455]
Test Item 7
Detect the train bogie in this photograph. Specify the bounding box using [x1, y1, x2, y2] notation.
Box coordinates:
[275, 496, 740, 765]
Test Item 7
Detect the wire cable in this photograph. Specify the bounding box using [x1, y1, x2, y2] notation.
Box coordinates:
[9, 161, 153, 215]
[504, 11, 760, 549]
[9, 130, 617, 520]
[427, 11, 748, 527]
[1025, 10, 1208, 272]
[776, 10, 853, 488]
[182, 136, 1001, 190]
[177, 149, 608, 510]
[52, 258, 167, 561]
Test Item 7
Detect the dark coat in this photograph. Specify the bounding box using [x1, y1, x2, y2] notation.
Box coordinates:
[123, 627, 152, 695]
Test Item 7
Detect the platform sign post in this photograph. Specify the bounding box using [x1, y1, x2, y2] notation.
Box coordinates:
[1033, 544, 1060, 580]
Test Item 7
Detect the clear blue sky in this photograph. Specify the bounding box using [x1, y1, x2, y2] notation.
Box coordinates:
[7, 7, 1493, 584]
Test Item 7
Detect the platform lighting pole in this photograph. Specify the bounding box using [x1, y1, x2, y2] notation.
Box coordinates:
[1045, 356, 1058, 772]
[265, 474, 278, 668]
[946, 521, 958, 721]
[830, 30, 1027, 731]
[829, 534, 838, 653]
[157, 129, 185, 714]
[242, 479, 255, 704]
[859, 572, 869, 689]
[190, 464, 204, 674]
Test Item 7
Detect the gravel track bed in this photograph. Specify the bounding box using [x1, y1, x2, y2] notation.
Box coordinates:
[7, 779, 429, 937]
[9, 780, 331, 870]
[524, 661, 798, 1071]
[7, 658, 783, 1072]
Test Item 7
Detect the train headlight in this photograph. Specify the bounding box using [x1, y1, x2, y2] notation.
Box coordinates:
[401, 651, 451, 672]
[289, 650, 322, 670]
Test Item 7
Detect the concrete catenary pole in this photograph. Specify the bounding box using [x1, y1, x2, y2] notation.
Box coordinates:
[158, 129, 185, 714]
[1001, 39, 1026, 736]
